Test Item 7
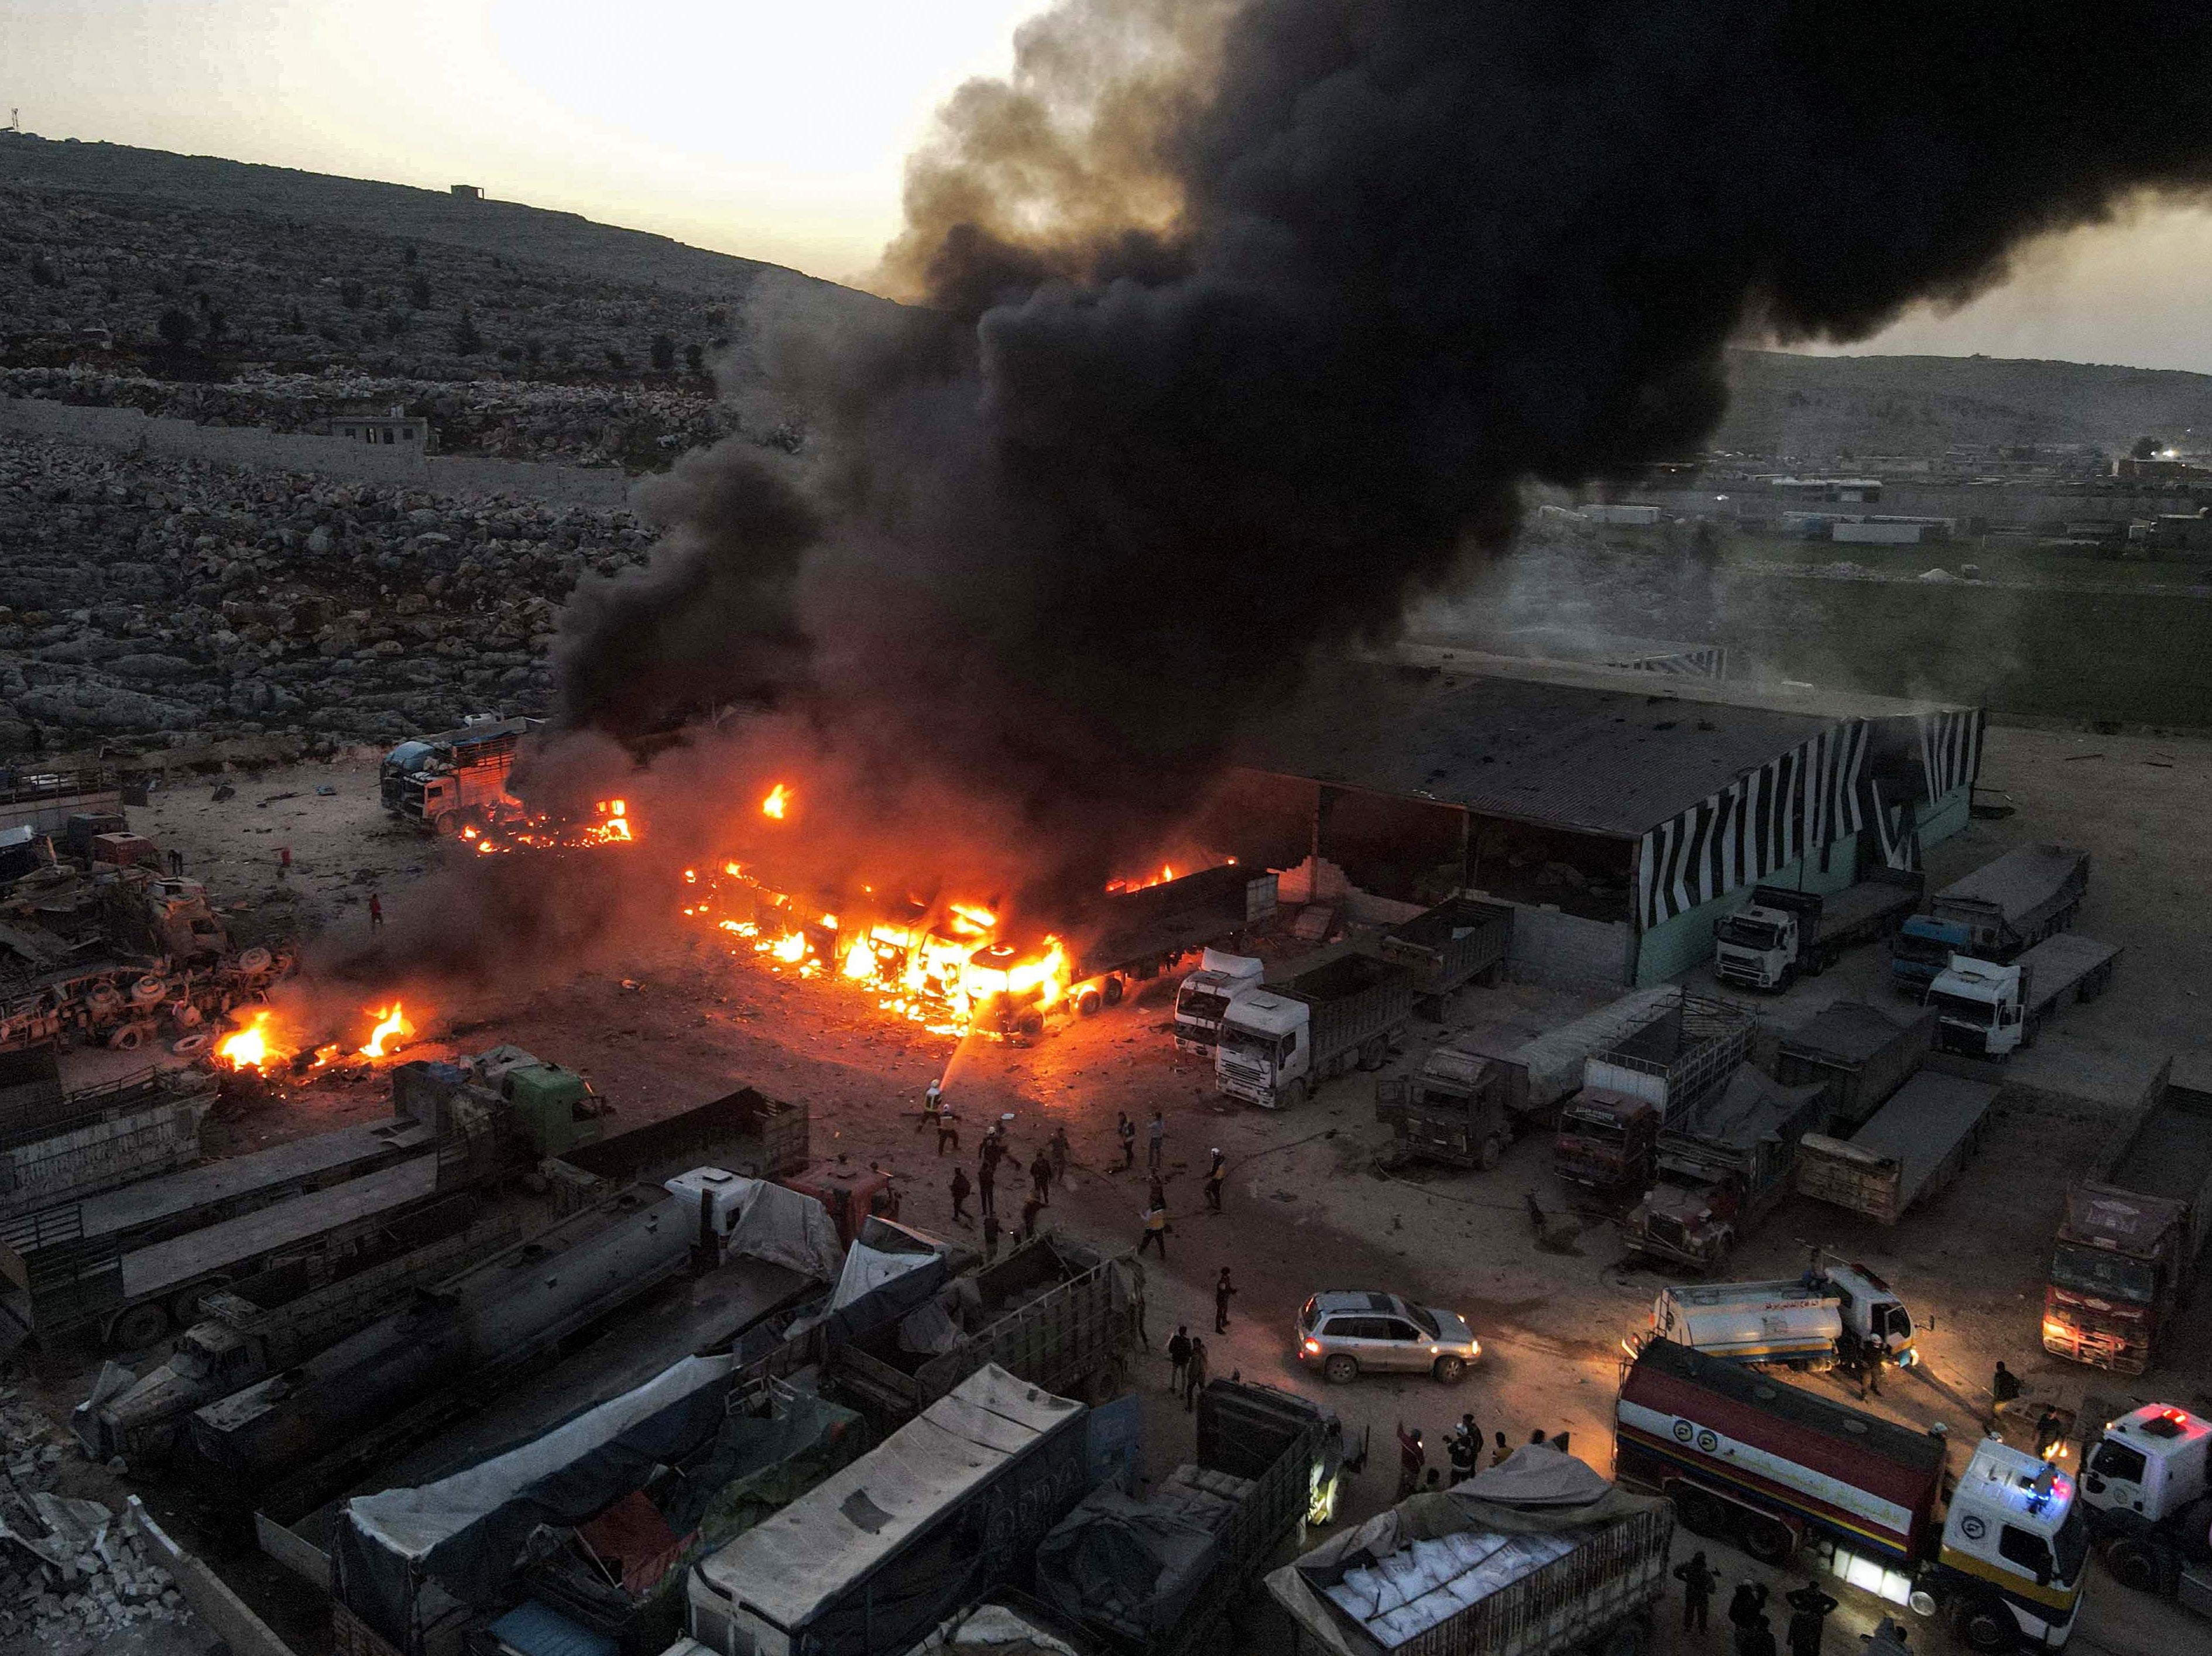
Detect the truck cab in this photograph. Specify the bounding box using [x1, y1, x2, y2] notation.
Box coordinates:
[1217, 992, 1309, 1108]
[1921, 1440, 2090, 1652]
[1714, 902, 1801, 991]
[1376, 1046, 1527, 1171]
[1891, 916, 1967, 996]
[1174, 951, 1263, 1055]
[2043, 1188, 2180, 1375]
[1928, 957, 2027, 1057]
[2079, 1405, 2212, 1600]
[1553, 1088, 1658, 1196]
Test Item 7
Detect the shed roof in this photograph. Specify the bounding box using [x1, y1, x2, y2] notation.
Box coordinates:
[1234, 662, 1839, 837]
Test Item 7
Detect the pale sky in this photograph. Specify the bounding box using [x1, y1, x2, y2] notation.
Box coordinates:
[10, 0, 2212, 369]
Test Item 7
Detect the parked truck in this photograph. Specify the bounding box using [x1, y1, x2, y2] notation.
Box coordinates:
[2042, 1056, 2212, 1375]
[1793, 1072, 2002, 1226]
[188, 1183, 698, 1477]
[684, 1363, 1089, 1656]
[1375, 896, 1511, 1007]
[379, 716, 541, 835]
[2077, 1403, 2212, 1619]
[825, 1233, 1133, 1421]
[1028, 1380, 1343, 1656]
[1374, 1040, 1535, 1171]
[966, 865, 1280, 1036]
[72, 1196, 516, 1467]
[1267, 1446, 1674, 1656]
[1714, 868, 1923, 992]
[1617, 1338, 2088, 1652]
[1553, 990, 1757, 1197]
[564, 1083, 809, 1184]
[1641, 1256, 1917, 1369]
[1772, 1000, 1933, 1133]
[0, 1065, 215, 1219]
[1216, 948, 1414, 1109]
[1172, 948, 1265, 1055]
[1890, 844, 2090, 996]
[1928, 934, 2122, 1060]
[1621, 1067, 1830, 1271]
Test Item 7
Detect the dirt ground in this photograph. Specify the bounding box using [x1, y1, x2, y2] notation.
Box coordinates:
[27, 718, 2212, 1656]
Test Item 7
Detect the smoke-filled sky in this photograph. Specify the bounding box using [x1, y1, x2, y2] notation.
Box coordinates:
[15, 0, 2212, 372]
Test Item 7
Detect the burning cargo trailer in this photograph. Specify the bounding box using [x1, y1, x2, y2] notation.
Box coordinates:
[684, 1364, 1089, 1656]
[330, 1355, 865, 1656]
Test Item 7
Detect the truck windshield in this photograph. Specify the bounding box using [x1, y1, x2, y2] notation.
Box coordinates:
[1928, 990, 1997, 1028]
[1717, 918, 1782, 949]
[1892, 932, 1953, 964]
[2050, 1244, 2155, 1304]
[1562, 1109, 1626, 1146]
[1220, 1028, 1283, 1066]
[1178, 990, 1233, 1023]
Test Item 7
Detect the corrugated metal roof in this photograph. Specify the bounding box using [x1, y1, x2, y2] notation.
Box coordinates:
[1233, 663, 1842, 837]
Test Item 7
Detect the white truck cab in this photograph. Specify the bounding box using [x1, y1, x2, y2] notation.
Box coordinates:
[1928, 956, 2026, 1056]
[1714, 901, 1802, 991]
[2079, 1404, 2212, 1609]
[1216, 992, 1310, 1108]
[1174, 950, 1264, 1054]
[1921, 1439, 2089, 1651]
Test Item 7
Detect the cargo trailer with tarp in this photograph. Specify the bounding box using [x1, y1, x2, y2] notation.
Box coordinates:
[1264, 1448, 1672, 1656]
[685, 1364, 1089, 1656]
[332, 1353, 865, 1656]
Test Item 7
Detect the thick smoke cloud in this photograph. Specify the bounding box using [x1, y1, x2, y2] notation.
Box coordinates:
[552, 0, 2212, 899]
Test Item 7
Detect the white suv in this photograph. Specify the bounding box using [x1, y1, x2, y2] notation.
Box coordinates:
[1297, 1290, 1480, 1384]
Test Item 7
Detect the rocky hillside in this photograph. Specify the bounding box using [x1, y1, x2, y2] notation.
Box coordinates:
[1716, 348, 2212, 458]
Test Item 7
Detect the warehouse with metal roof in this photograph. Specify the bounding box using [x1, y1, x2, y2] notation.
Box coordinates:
[1218, 652, 1984, 986]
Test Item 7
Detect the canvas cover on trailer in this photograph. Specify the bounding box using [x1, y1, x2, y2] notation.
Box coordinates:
[692, 1363, 1085, 1656]
[334, 1354, 856, 1650]
[1266, 1449, 1666, 1656]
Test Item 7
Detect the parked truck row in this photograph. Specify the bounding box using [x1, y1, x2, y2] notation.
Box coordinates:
[1890, 843, 2090, 996]
[1715, 868, 1923, 992]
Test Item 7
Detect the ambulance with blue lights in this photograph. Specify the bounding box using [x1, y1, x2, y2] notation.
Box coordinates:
[1617, 1338, 2087, 1651]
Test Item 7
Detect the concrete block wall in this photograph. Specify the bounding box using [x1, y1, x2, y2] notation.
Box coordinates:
[1500, 900, 1634, 989]
[0, 396, 633, 506]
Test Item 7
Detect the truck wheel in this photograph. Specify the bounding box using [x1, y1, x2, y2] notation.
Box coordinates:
[433, 811, 461, 836]
[1479, 1134, 1504, 1171]
[107, 1022, 146, 1052]
[1779, 963, 1798, 990]
[1284, 1079, 1309, 1110]
[1017, 1009, 1046, 1038]
[2104, 1537, 2161, 1593]
[1953, 1599, 2017, 1654]
[1671, 1488, 1730, 1538]
[1076, 987, 1103, 1017]
[1323, 1355, 1358, 1384]
[1359, 1037, 1388, 1071]
[1102, 975, 1124, 1006]
[1432, 1356, 1467, 1384]
[109, 1302, 170, 1350]
[1741, 1514, 1795, 1565]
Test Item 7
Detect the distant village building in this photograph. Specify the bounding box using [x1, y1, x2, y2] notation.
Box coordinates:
[327, 405, 435, 451]
[450, 184, 483, 200]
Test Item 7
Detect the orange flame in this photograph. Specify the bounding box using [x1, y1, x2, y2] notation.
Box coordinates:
[218, 1011, 279, 1071]
[359, 1002, 412, 1059]
[770, 931, 808, 964]
[762, 783, 791, 821]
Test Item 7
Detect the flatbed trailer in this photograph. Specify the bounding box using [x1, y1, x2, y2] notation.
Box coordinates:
[561, 1085, 808, 1182]
[1793, 1072, 2002, 1225]
[0, 1066, 215, 1218]
[1891, 843, 2088, 994]
[1772, 1001, 1933, 1133]
[1376, 897, 1511, 1006]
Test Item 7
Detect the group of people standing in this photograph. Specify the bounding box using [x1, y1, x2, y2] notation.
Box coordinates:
[927, 1082, 1072, 1263]
[1394, 1416, 1579, 1499]
[1673, 1562, 1839, 1656]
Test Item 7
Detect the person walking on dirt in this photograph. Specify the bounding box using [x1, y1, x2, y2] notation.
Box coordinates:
[1184, 1337, 1209, 1410]
[1727, 1583, 1769, 1639]
[1992, 1360, 2022, 1405]
[1204, 1148, 1226, 1212]
[1147, 1109, 1167, 1174]
[1020, 1192, 1044, 1241]
[1049, 1126, 1070, 1183]
[1396, 1423, 1426, 1500]
[1214, 1267, 1236, 1333]
[1448, 1415, 1480, 1481]
[948, 1165, 973, 1226]
[982, 1210, 1001, 1263]
[935, 1104, 960, 1156]
[1139, 1200, 1169, 1259]
[1118, 1112, 1136, 1171]
[368, 892, 383, 929]
[976, 1154, 997, 1219]
[1130, 1280, 1149, 1350]
[1524, 1191, 1545, 1240]
[2035, 1405, 2067, 1460]
[1675, 1552, 1717, 1635]
[1030, 1150, 1053, 1207]
[1168, 1326, 1193, 1393]
[918, 1079, 942, 1134]
[1784, 1583, 1837, 1656]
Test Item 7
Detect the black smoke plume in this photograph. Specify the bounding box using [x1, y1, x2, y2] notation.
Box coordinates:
[551, 0, 2212, 901]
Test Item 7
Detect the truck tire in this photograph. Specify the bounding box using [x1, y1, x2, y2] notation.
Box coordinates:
[1740, 1513, 1795, 1565]
[1359, 1036, 1388, 1072]
[1671, 1487, 1731, 1539]
[1479, 1133, 1504, 1171]
[2104, 1536, 2162, 1593]
[1953, 1597, 2018, 1654]
[1432, 1355, 1467, 1384]
[235, 946, 274, 976]
[1323, 1354, 1357, 1384]
[108, 1302, 170, 1350]
[1102, 975, 1124, 1006]
[434, 811, 462, 836]
[170, 1032, 211, 1057]
[107, 1022, 146, 1052]
[1284, 1079, 1309, 1110]
[1076, 987, 1103, 1017]
[1017, 1009, 1046, 1038]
